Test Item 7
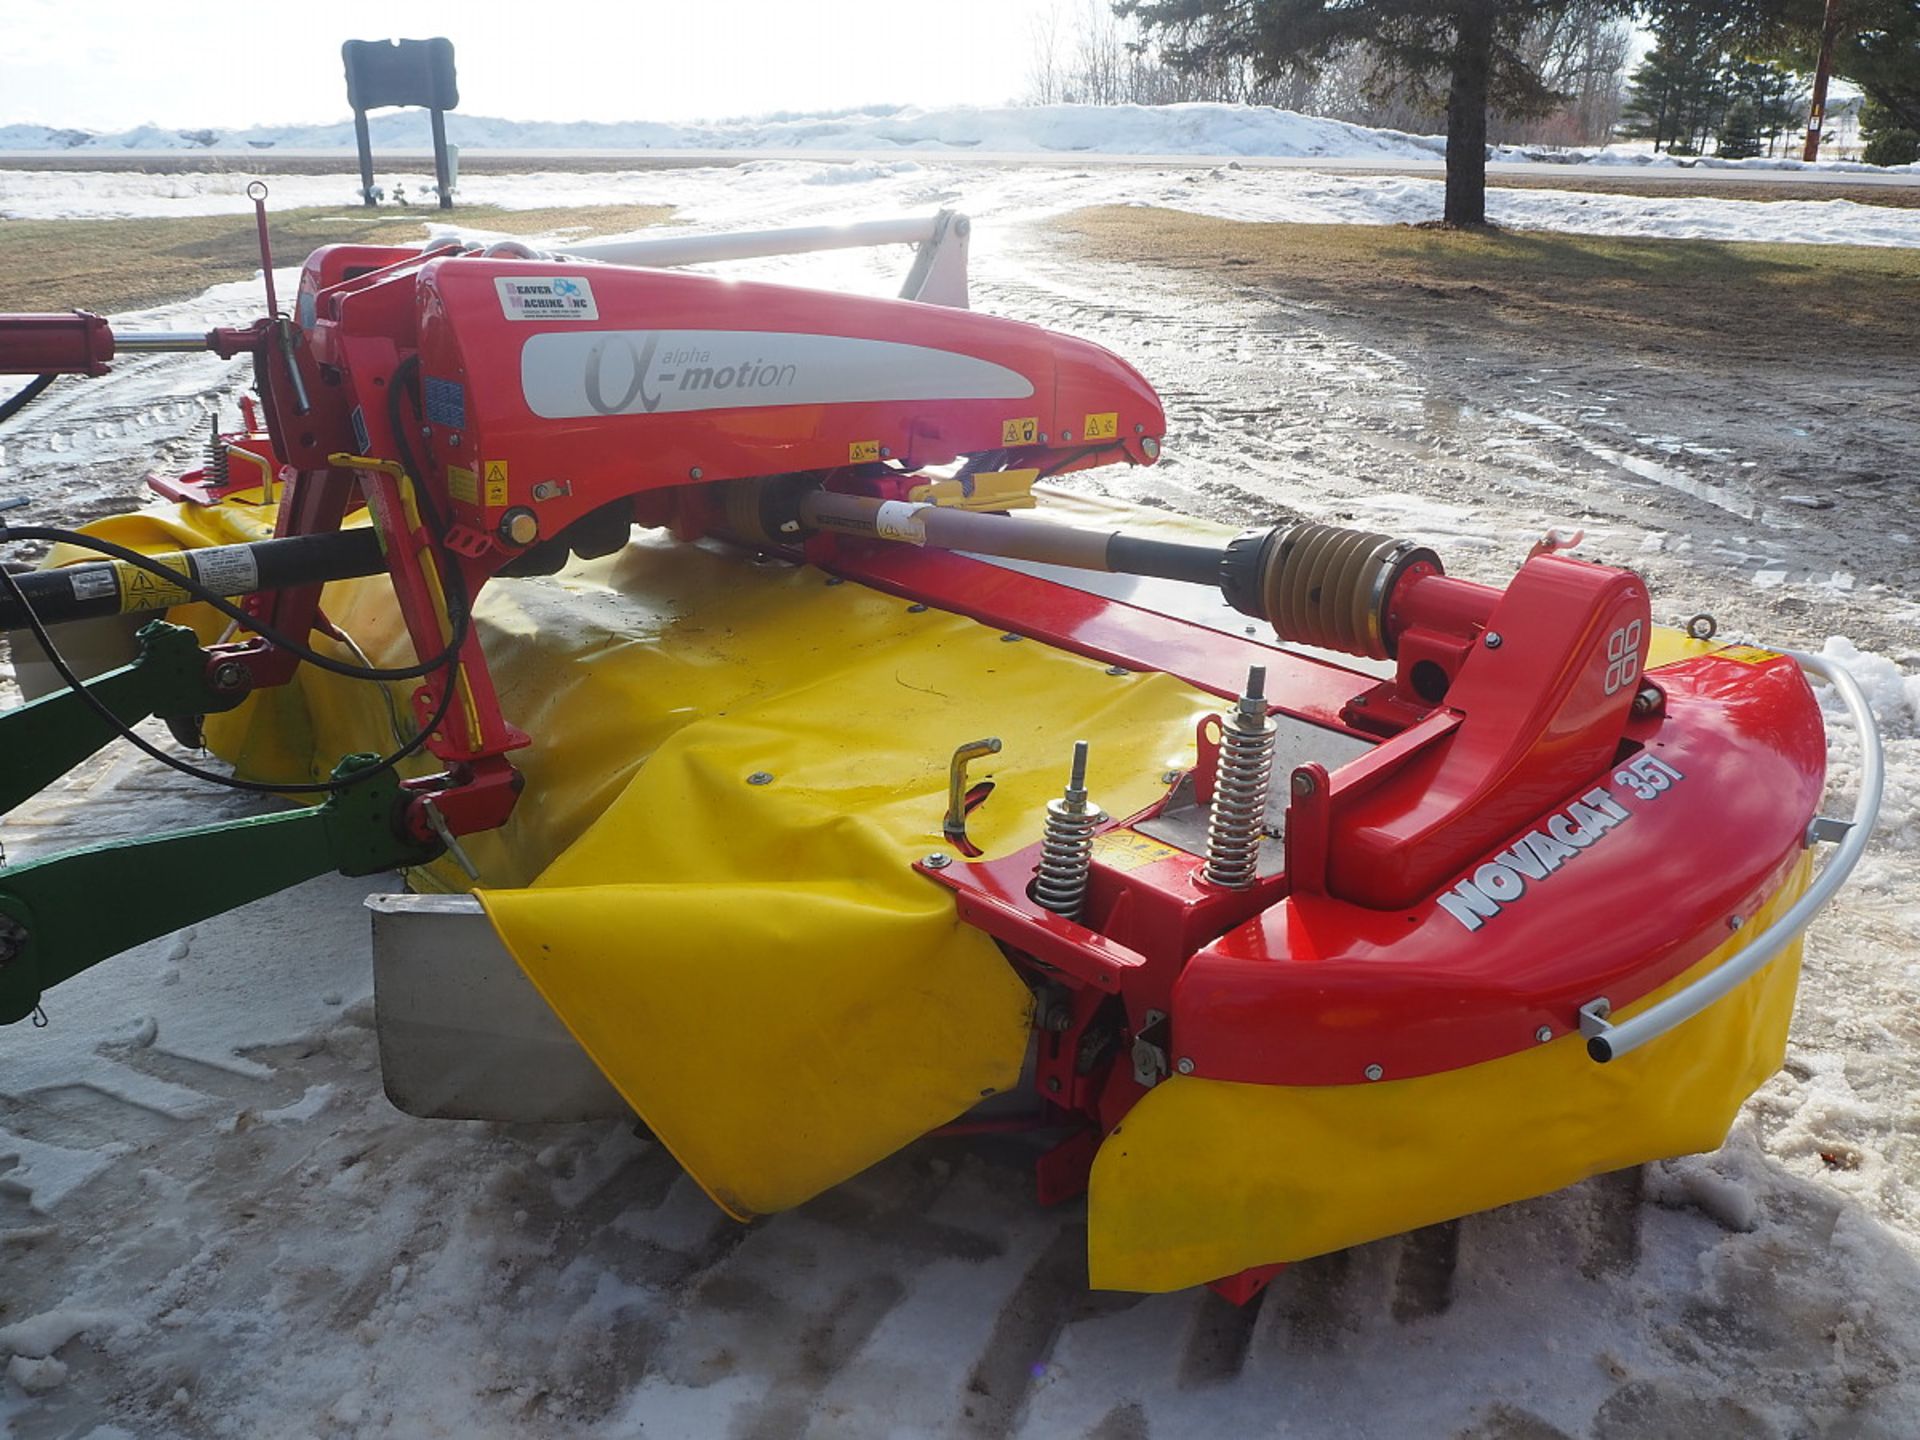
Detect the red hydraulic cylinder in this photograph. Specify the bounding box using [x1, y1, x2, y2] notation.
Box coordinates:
[0, 313, 115, 376]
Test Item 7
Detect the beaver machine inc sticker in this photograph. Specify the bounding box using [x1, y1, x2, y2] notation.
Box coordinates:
[496, 275, 599, 322]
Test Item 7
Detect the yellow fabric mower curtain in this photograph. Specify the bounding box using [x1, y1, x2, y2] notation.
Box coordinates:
[61, 500, 1213, 1220]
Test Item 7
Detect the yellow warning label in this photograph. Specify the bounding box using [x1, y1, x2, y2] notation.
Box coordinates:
[1714, 644, 1780, 665]
[1002, 417, 1038, 446]
[1083, 411, 1119, 442]
[113, 553, 191, 614]
[483, 460, 510, 507]
[848, 440, 880, 464]
[1092, 829, 1185, 874]
[447, 464, 479, 505]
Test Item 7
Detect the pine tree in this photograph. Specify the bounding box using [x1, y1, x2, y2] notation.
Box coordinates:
[1861, 96, 1920, 165]
[1620, 17, 1728, 152]
[1718, 96, 1763, 155]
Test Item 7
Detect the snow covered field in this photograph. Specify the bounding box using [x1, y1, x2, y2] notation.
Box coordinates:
[6, 155, 1920, 249]
[2, 163, 1919, 1436]
[4, 102, 1914, 179]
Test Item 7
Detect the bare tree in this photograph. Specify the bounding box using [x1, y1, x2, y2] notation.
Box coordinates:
[1022, 0, 1627, 147]
[1030, 3, 1065, 105]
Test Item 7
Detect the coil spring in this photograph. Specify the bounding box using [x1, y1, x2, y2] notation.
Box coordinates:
[203, 419, 229, 491]
[1033, 796, 1099, 918]
[1204, 710, 1276, 889]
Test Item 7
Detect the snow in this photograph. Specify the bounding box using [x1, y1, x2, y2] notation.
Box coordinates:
[1494, 137, 1920, 176]
[0, 103, 1452, 160]
[1820, 635, 1920, 729]
[4, 102, 1913, 179]
[2, 174, 1918, 1435]
[0, 1309, 126, 1361]
[6, 154, 1920, 249]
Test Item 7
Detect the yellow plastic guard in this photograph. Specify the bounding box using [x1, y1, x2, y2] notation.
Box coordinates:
[906, 468, 1039, 511]
[67, 504, 1212, 1220]
[1087, 852, 1811, 1291]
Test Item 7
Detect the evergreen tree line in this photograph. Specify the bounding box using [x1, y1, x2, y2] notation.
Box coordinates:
[1617, 26, 1808, 156]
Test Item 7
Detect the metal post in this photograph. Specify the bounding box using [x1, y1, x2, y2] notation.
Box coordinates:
[430, 107, 453, 209]
[354, 107, 377, 205]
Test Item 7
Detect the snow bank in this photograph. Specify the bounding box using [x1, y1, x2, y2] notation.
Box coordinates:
[1494, 139, 1920, 176]
[0, 102, 1448, 160]
[6, 102, 1913, 175]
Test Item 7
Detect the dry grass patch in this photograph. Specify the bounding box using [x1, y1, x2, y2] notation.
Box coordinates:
[1054, 207, 1920, 361]
[0, 203, 675, 314]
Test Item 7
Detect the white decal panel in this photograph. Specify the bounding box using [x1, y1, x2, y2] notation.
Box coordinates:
[519, 329, 1035, 418]
[496, 275, 599, 322]
[1438, 752, 1684, 932]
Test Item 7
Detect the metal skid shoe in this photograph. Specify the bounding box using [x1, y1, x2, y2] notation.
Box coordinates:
[0, 621, 441, 1025]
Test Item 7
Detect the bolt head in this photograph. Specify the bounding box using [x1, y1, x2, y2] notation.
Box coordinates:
[746, 771, 774, 786]
[1175, 1056, 1195, 1075]
[1161, 770, 1180, 785]
[1364, 1063, 1384, 1081]
[1535, 1025, 1553, 1044]
[1291, 770, 1316, 797]
[1142, 437, 1160, 459]
[689, 466, 704, 481]
[1000, 632, 1022, 643]
[1045, 1075, 1062, 1094]
[1105, 665, 1130, 676]
[211, 660, 249, 692]
[923, 852, 952, 870]
[1728, 914, 1744, 930]
[1483, 631, 1503, 649]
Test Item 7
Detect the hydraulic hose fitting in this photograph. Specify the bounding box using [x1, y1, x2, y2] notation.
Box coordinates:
[1033, 740, 1100, 919]
[1203, 665, 1278, 889]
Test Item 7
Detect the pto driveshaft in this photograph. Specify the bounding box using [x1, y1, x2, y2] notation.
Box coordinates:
[0, 528, 387, 630]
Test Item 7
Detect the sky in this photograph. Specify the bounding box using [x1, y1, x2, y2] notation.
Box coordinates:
[0, 0, 1055, 131]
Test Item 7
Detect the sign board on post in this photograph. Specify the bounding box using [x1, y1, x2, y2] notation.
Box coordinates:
[341, 38, 460, 211]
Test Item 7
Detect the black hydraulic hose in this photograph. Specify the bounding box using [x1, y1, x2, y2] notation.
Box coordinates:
[0, 560, 456, 796]
[0, 374, 57, 426]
